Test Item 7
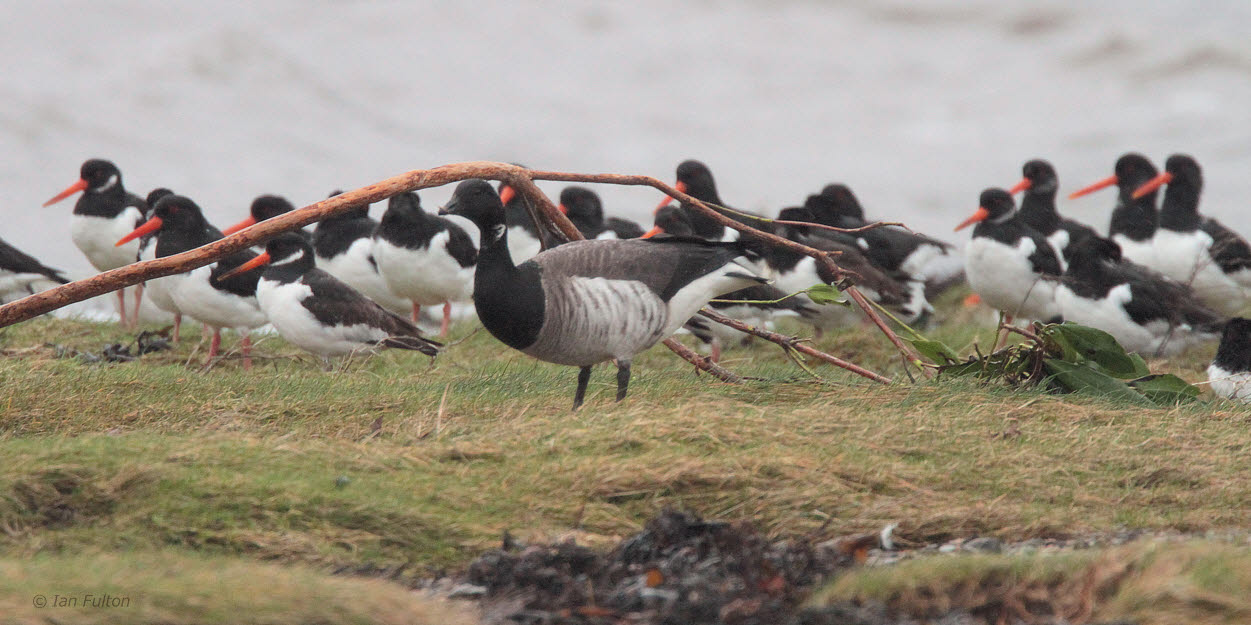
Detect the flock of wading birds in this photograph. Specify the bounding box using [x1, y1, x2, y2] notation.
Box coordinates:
[6, 155, 1251, 407]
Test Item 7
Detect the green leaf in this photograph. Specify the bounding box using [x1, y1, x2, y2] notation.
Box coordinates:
[1044, 323, 1149, 379]
[1128, 374, 1201, 405]
[805, 284, 850, 307]
[1042, 359, 1151, 405]
[910, 338, 960, 365]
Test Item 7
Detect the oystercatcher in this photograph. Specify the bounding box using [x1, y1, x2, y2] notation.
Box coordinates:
[1068, 153, 1160, 271]
[218, 233, 440, 363]
[310, 192, 410, 316]
[43, 159, 147, 326]
[497, 179, 544, 263]
[955, 189, 1063, 324]
[558, 186, 644, 240]
[372, 191, 477, 336]
[117, 195, 266, 368]
[1056, 236, 1221, 356]
[654, 160, 774, 241]
[1010, 159, 1099, 268]
[0, 236, 68, 303]
[222, 195, 310, 243]
[1132, 154, 1251, 316]
[1209, 318, 1251, 402]
[440, 179, 767, 409]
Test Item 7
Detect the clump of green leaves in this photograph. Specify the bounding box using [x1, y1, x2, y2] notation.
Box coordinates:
[911, 322, 1200, 406]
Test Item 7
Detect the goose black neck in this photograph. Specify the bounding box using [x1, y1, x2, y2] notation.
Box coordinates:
[468, 210, 545, 350]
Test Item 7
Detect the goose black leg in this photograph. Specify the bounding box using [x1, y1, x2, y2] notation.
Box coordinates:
[616, 360, 631, 402]
[573, 365, 593, 410]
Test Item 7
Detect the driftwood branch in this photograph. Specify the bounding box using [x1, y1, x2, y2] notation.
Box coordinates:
[1, 161, 928, 380]
[698, 309, 891, 385]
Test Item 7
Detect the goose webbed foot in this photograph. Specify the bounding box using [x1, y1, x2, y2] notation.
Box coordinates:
[573, 365, 592, 410]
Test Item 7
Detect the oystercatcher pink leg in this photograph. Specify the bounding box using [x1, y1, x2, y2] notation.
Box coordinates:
[132, 284, 144, 327]
[172, 313, 182, 343]
[116, 290, 128, 329]
[241, 332, 252, 371]
[411, 302, 421, 324]
[710, 338, 722, 364]
[207, 328, 221, 366]
[441, 302, 452, 337]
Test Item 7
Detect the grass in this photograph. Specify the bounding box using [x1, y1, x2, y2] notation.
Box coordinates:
[1, 308, 1249, 622]
[810, 540, 1251, 625]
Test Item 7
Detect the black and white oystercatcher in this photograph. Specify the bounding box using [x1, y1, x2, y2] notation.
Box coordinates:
[439, 179, 767, 409]
[1055, 236, 1221, 356]
[372, 191, 477, 336]
[1132, 154, 1251, 316]
[1209, 318, 1251, 403]
[655, 160, 774, 241]
[0, 236, 69, 302]
[956, 189, 1063, 324]
[1010, 159, 1098, 268]
[44, 159, 147, 326]
[117, 195, 267, 368]
[222, 195, 310, 243]
[1068, 153, 1160, 272]
[218, 233, 441, 362]
[311, 192, 411, 316]
[559, 186, 644, 240]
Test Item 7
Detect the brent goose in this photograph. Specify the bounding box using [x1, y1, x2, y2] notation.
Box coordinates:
[440, 179, 767, 409]
[372, 191, 477, 336]
[219, 233, 441, 362]
[43, 158, 147, 326]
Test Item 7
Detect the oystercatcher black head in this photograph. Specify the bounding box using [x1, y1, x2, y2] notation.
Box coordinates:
[1012, 160, 1058, 195]
[642, 205, 697, 238]
[817, 184, 866, 224]
[145, 188, 174, 213]
[956, 189, 1016, 231]
[222, 195, 297, 235]
[1134, 154, 1202, 231]
[43, 159, 128, 208]
[558, 186, 604, 238]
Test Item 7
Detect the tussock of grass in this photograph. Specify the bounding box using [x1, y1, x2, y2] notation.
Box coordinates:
[810, 540, 1251, 625]
[0, 551, 476, 625]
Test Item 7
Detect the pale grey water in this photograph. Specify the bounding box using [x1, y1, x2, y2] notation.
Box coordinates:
[4, 0, 1251, 283]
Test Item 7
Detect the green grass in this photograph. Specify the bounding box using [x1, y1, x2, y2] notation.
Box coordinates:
[0, 311, 1248, 622]
[0, 551, 476, 625]
[811, 540, 1251, 625]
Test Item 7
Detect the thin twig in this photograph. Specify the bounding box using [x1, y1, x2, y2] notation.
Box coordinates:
[697, 309, 891, 384]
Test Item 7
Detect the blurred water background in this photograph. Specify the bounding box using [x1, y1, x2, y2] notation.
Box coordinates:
[4, 0, 1250, 284]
